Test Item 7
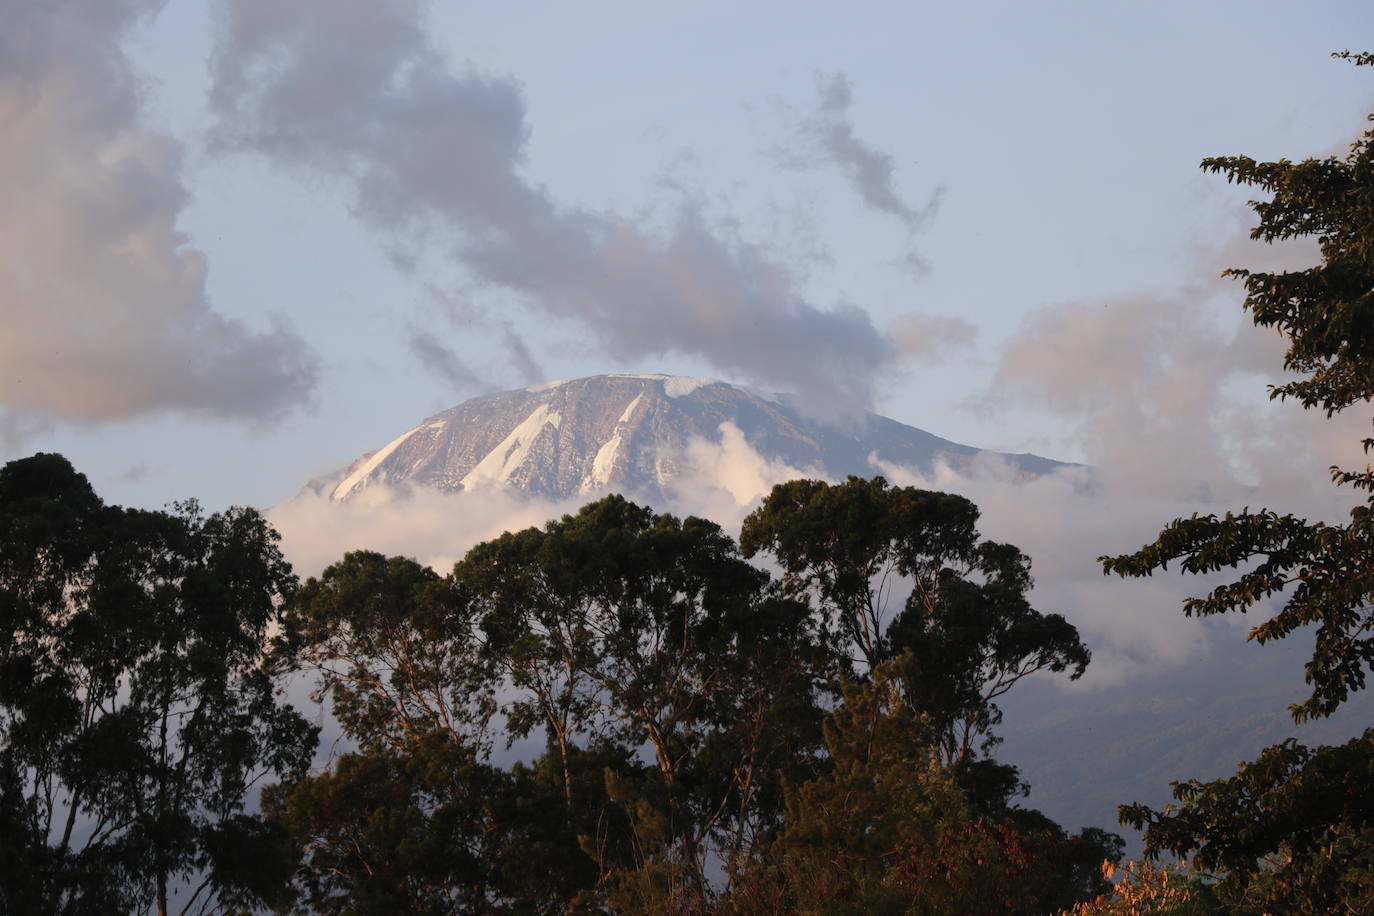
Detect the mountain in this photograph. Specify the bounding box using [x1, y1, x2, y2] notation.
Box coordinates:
[320, 374, 1066, 502]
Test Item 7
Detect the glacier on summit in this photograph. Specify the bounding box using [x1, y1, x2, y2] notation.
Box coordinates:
[314, 374, 1066, 504]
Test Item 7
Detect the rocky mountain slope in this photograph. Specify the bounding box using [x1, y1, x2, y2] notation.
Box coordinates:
[319, 374, 1064, 501]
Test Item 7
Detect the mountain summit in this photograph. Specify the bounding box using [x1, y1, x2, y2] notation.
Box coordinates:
[320, 374, 1064, 502]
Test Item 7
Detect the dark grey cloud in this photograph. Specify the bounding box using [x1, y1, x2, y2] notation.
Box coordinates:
[0, 0, 316, 426]
[208, 0, 894, 415]
[500, 325, 545, 386]
[408, 327, 482, 393]
[781, 72, 944, 241]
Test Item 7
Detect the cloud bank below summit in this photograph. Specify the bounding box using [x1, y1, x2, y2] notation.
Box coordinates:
[266, 416, 1284, 690]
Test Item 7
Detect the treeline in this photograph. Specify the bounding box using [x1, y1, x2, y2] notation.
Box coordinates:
[2, 457, 1126, 914]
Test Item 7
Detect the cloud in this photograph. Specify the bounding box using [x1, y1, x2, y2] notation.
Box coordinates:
[271, 420, 823, 577]
[269, 360, 1346, 691]
[408, 326, 481, 393]
[777, 72, 943, 270]
[269, 484, 584, 579]
[886, 312, 978, 364]
[0, 0, 315, 425]
[207, 0, 893, 416]
[500, 325, 545, 386]
[271, 409, 1229, 686]
[935, 277, 1374, 685]
[667, 421, 823, 519]
[980, 294, 1366, 501]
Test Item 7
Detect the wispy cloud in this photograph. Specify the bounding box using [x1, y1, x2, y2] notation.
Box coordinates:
[207, 0, 894, 416]
[408, 326, 482, 393]
[776, 71, 943, 272]
[0, 0, 316, 427]
[886, 311, 978, 364]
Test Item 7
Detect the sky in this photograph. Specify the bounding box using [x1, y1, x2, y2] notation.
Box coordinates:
[5, 1, 1374, 682]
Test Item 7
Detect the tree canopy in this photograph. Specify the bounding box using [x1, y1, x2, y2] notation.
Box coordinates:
[742, 475, 1090, 767]
[0, 453, 317, 915]
[270, 486, 1111, 913]
[1101, 50, 1374, 914]
[0, 451, 1118, 913]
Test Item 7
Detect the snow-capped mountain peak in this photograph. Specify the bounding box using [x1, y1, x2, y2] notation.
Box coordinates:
[317, 374, 1064, 502]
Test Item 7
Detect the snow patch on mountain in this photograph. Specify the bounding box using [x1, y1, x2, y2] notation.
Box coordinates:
[460, 404, 561, 490]
[331, 423, 424, 500]
[585, 436, 620, 491]
[583, 393, 643, 492]
[616, 393, 644, 425]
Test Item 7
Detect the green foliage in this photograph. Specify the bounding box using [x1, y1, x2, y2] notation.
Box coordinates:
[266, 732, 534, 915]
[1199, 53, 1374, 421]
[273, 488, 1113, 912]
[742, 475, 1090, 764]
[719, 660, 1120, 915]
[740, 476, 980, 667]
[1100, 505, 1374, 722]
[1101, 51, 1374, 915]
[1056, 860, 1226, 916]
[455, 496, 826, 908]
[281, 550, 496, 754]
[0, 453, 317, 914]
[0, 451, 1125, 911]
[1120, 730, 1374, 915]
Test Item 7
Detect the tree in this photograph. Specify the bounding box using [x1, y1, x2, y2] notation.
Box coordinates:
[719, 658, 1120, 916]
[0, 453, 318, 915]
[274, 499, 825, 912]
[741, 475, 1090, 766]
[456, 496, 826, 910]
[735, 478, 1116, 914]
[1101, 51, 1374, 914]
[272, 550, 621, 912]
[1056, 860, 1223, 916]
[264, 732, 526, 915]
[279, 551, 496, 756]
[274, 486, 1116, 912]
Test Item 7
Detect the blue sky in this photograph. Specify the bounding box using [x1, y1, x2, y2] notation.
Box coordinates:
[4, 0, 1373, 524]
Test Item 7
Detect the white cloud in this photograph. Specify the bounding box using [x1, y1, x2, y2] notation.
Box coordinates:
[939, 271, 1374, 684]
[774, 71, 943, 273]
[779, 72, 941, 231]
[271, 421, 823, 577]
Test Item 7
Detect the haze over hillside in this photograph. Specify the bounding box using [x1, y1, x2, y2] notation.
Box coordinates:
[317, 374, 1066, 503]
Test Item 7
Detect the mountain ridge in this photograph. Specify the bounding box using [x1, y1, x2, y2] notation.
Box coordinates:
[316, 374, 1067, 503]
